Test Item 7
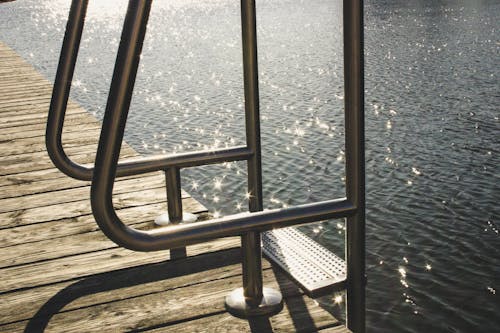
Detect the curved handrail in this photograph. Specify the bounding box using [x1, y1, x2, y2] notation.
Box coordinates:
[46, 0, 251, 181]
[92, 178, 355, 251]
[46, 0, 90, 180]
[88, 0, 357, 252]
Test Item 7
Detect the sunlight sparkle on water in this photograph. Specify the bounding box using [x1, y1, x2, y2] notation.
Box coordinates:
[214, 178, 223, 190]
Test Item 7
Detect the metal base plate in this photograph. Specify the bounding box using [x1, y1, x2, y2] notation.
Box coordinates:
[262, 227, 346, 297]
[225, 287, 284, 319]
[154, 212, 198, 226]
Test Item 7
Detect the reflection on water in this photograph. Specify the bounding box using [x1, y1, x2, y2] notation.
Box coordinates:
[1, 0, 498, 332]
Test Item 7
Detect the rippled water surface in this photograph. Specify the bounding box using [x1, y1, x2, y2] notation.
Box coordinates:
[1, 0, 498, 332]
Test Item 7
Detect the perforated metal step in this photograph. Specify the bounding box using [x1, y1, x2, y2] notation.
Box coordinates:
[262, 227, 346, 298]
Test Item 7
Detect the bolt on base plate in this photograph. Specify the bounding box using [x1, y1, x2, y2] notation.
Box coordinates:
[154, 212, 198, 226]
[224, 287, 284, 319]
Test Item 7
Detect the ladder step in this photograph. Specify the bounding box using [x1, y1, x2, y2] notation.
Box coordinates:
[262, 227, 346, 298]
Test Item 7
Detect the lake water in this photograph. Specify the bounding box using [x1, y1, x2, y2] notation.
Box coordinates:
[1, 0, 498, 332]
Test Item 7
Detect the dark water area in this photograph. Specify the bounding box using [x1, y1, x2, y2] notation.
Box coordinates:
[1, 0, 498, 332]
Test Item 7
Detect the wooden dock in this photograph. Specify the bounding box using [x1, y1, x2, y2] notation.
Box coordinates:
[0, 41, 349, 332]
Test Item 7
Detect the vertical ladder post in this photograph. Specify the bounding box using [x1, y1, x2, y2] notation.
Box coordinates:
[224, 0, 283, 318]
[165, 167, 187, 259]
[344, 0, 365, 332]
[165, 167, 183, 224]
[241, 0, 264, 306]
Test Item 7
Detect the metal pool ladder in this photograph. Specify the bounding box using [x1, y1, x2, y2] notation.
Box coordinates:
[46, 0, 365, 332]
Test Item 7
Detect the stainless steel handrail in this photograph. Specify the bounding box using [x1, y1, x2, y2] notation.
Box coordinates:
[46, 0, 252, 181]
[46, 0, 365, 330]
[344, 1, 366, 331]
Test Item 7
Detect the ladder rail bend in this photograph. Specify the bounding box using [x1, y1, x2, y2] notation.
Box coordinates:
[46, 0, 251, 181]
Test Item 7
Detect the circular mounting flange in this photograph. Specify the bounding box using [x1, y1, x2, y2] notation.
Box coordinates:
[225, 287, 284, 319]
[154, 212, 198, 226]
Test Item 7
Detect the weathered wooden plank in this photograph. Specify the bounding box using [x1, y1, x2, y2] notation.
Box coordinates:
[0, 104, 83, 117]
[0, 69, 45, 76]
[0, 58, 42, 66]
[0, 55, 41, 64]
[0, 125, 101, 150]
[0, 140, 134, 177]
[0, 165, 84, 187]
[0, 114, 98, 136]
[0, 88, 52, 99]
[0, 63, 47, 71]
[0, 79, 50, 89]
[0, 79, 51, 89]
[0, 168, 73, 187]
[0, 268, 342, 333]
[0, 70, 47, 78]
[0, 102, 82, 115]
[0, 105, 84, 122]
[0, 66, 45, 74]
[0, 164, 106, 187]
[0, 247, 243, 326]
[0, 228, 119, 268]
[0, 139, 97, 157]
[144, 297, 343, 333]
[0, 135, 117, 157]
[0, 132, 99, 156]
[0, 146, 124, 177]
[0, 160, 154, 199]
[0, 123, 136, 157]
[0, 65, 46, 72]
[0, 255, 329, 333]
[0, 70, 42, 78]
[0, 237, 239, 295]
[0, 122, 101, 141]
[0, 61, 43, 69]
[0, 202, 174, 247]
[0, 94, 70, 107]
[0, 74, 43, 81]
[0, 91, 51, 104]
[0, 112, 96, 129]
[0, 208, 210, 268]
[0, 65, 46, 73]
[0, 131, 134, 156]
[0, 187, 200, 230]
[0, 104, 79, 118]
[0, 172, 169, 213]
[0, 99, 52, 111]
[0, 107, 93, 125]
[0, 75, 50, 87]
